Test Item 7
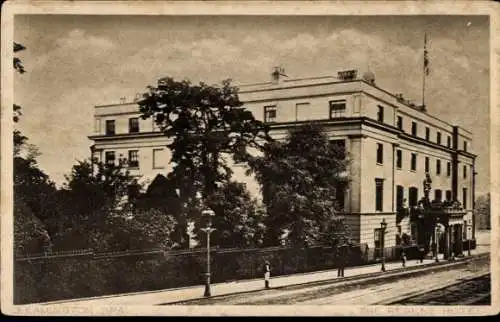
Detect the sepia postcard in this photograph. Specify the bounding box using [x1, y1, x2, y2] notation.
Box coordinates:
[1, 0, 499, 317]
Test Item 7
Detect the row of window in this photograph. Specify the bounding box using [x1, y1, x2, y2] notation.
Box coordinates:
[375, 183, 469, 212]
[264, 103, 468, 152]
[263, 100, 349, 123]
[104, 149, 166, 169]
[377, 144, 468, 178]
[105, 118, 140, 135]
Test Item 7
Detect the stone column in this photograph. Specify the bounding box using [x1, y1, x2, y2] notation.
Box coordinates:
[459, 224, 464, 256]
[448, 225, 457, 257]
[444, 225, 451, 260]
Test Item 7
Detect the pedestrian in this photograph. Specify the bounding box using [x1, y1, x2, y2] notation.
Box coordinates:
[401, 248, 407, 267]
[337, 239, 349, 277]
[402, 198, 409, 216]
[264, 260, 271, 289]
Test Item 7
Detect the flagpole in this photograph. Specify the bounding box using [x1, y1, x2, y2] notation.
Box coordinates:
[422, 33, 428, 111]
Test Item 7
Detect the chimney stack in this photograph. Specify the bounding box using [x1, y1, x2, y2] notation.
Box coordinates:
[271, 66, 287, 84]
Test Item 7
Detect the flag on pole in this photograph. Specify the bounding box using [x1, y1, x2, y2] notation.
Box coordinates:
[424, 33, 430, 76]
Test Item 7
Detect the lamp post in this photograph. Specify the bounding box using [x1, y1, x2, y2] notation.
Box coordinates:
[435, 225, 441, 262]
[380, 218, 387, 272]
[201, 209, 216, 297]
[467, 221, 471, 256]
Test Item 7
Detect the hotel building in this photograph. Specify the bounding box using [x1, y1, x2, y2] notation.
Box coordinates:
[89, 69, 476, 250]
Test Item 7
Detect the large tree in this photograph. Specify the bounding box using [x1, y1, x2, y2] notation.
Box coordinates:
[138, 78, 270, 198]
[248, 123, 351, 247]
[12, 41, 56, 255]
[137, 77, 271, 244]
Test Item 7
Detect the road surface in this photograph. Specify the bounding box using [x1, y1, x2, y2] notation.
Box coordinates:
[171, 255, 490, 305]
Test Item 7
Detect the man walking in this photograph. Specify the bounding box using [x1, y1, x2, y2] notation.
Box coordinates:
[337, 239, 349, 277]
[264, 260, 271, 289]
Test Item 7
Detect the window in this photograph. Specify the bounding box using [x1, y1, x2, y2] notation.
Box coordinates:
[446, 190, 452, 201]
[447, 136, 451, 148]
[375, 178, 384, 211]
[376, 143, 383, 164]
[447, 161, 451, 177]
[409, 187, 418, 207]
[331, 139, 346, 160]
[411, 153, 417, 171]
[105, 120, 115, 135]
[425, 127, 430, 141]
[463, 141, 468, 152]
[264, 105, 277, 123]
[377, 105, 384, 122]
[434, 189, 442, 202]
[396, 185, 405, 211]
[105, 151, 115, 166]
[397, 116, 403, 130]
[329, 100, 346, 118]
[425, 157, 429, 173]
[295, 102, 310, 121]
[436, 160, 441, 175]
[437, 132, 442, 145]
[129, 118, 139, 133]
[153, 148, 166, 169]
[411, 122, 417, 136]
[463, 165, 467, 178]
[396, 149, 402, 169]
[128, 150, 139, 168]
[462, 188, 467, 209]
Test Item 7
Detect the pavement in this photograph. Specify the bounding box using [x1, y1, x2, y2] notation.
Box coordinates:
[34, 230, 490, 306]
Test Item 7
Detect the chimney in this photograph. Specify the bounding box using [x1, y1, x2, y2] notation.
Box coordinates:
[271, 66, 287, 84]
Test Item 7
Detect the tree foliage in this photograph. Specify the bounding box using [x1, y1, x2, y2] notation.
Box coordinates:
[56, 159, 143, 250]
[194, 181, 266, 248]
[248, 123, 351, 247]
[475, 193, 490, 229]
[135, 174, 189, 248]
[14, 42, 26, 74]
[137, 77, 271, 203]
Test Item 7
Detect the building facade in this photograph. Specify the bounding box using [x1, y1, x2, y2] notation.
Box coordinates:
[88, 69, 476, 249]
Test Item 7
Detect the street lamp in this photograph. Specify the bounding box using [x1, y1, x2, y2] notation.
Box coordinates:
[435, 224, 441, 262]
[380, 218, 387, 272]
[201, 209, 216, 297]
[467, 221, 471, 256]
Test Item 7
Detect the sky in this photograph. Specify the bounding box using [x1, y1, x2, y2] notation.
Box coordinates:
[13, 15, 490, 195]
